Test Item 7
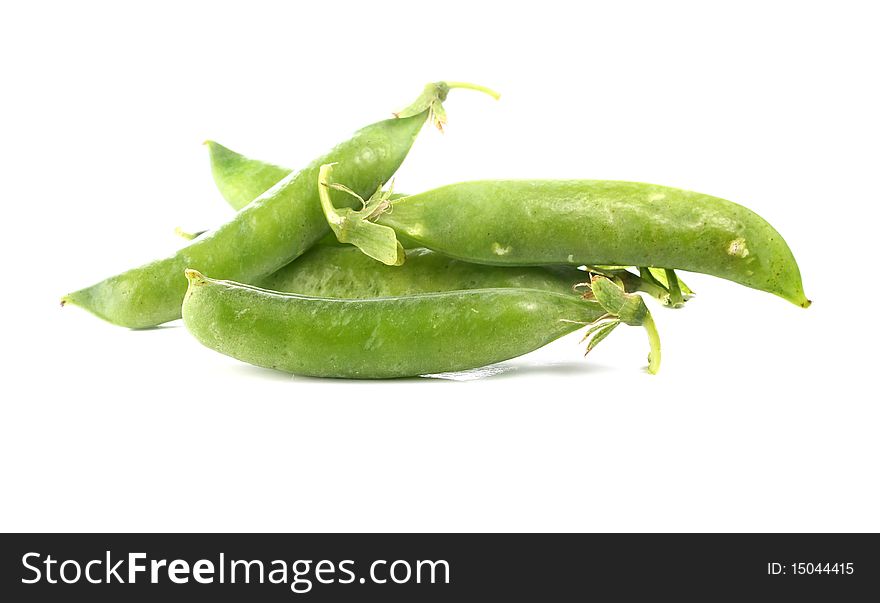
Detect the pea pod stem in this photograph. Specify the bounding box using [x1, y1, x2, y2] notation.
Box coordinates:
[638, 267, 665, 290]
[648, 267, 694, 296]
[643, 313, 661, 375]
[394, 81, 500, 131]
[664, 268, 684, 308]
[588, 275, 661, 374]
[636, 266, 690, 307]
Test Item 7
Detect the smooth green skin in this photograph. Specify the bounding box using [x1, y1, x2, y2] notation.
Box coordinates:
[259, 244, 585, 298]
[205, 141, 291, 211]
[63, 114, 427, 328]
[182, 270, 606, 378]
[375, 180, 810, 307]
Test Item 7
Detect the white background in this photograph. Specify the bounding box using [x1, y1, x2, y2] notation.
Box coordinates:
[2, 1, 878, 532]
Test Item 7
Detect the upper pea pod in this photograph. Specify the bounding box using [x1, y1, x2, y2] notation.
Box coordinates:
[62, 82, 499, 328]
[321, 172, 810, 307]
[204, 81, 500, 211]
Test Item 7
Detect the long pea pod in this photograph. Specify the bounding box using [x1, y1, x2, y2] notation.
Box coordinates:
[204, 81, 502, 211]
[181, 270, 660, 378]
[320, 167, 810, 307]
[62, 82, 498, 328]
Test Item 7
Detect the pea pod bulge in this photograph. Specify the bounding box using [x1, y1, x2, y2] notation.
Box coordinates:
[320, 169, 810, 307]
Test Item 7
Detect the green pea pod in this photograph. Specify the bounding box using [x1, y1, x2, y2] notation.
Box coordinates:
[204, 141, 290, 211]
[182, 269, 657, 378]
[322, 172, 810, 308]
[204, 81, 501, 211]
[62, 82, 498, 328]
[259, 244, 586, 298]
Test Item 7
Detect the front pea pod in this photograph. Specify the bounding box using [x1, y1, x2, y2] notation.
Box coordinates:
[583, 275, 661, 374]
[182, 270, 660, 377]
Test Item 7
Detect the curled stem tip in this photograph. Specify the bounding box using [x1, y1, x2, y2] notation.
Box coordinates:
[443, 81, 501, 100]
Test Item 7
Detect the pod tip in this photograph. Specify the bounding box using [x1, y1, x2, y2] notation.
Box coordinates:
[184, 269, 207, 285]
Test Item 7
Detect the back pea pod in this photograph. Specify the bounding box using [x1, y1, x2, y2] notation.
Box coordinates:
[205, 141, 291, 211]
[258, 244, 590, 298]
[181, 270, 661, 378]
[320, 168, 810, 307]
[61, 82, 498, 328]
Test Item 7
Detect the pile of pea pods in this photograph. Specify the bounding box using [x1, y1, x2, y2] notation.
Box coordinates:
[63, 81, 809, 378]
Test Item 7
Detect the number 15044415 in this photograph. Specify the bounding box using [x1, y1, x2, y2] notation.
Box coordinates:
[768, 562, 854, 576]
